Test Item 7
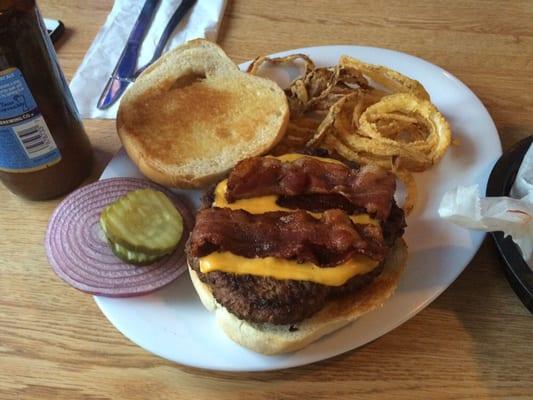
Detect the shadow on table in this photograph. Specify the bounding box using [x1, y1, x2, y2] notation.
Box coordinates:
[52, 27, 73, 52]
[83, 145, 115, 184]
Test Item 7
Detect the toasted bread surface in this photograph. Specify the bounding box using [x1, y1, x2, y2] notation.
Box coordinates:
[117, 39, 289, 188]
[188, 239, 408, 355]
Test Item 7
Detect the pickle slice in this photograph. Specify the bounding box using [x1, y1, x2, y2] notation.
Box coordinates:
[109, 240, 165, 265]
[100, 188, 184, 255]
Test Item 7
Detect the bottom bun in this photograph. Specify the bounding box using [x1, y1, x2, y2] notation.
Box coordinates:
[188, 238, 408, 355]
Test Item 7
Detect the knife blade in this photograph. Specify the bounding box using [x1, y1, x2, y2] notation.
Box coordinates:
[97, 0, 198, 110]
[97, 0, 160, 110]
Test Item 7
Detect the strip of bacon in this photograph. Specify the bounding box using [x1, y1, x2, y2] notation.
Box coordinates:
[188, 208, 388, 267]
[226, 157, 396, 220]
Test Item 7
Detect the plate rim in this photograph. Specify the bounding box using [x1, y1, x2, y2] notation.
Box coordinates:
[93, 44, 502, 372]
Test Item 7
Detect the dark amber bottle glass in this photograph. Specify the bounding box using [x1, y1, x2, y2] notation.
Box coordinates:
[0, 0, 92, 200]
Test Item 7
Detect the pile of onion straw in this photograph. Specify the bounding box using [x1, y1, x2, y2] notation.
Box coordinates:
[248, 54, 452, 213]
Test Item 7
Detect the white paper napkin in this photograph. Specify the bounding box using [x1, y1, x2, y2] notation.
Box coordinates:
[69, 0, 227, 119]
[438, 142, 533, 268]
[511, 142, 533, 199]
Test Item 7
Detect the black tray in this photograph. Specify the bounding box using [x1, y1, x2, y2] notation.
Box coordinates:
[486, 135, 533, 313]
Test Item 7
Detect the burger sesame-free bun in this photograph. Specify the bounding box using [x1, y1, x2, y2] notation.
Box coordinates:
[117, 39, 289, 188]
[188, 239, 408, 355]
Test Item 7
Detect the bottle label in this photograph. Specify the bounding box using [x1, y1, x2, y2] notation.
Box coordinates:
[0, 68, 61, 172]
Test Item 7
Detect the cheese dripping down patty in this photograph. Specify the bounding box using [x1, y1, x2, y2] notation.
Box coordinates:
[198, 154, 381, 286]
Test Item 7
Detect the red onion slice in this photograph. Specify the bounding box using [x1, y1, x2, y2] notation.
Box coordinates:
[45, 178, 194, 297]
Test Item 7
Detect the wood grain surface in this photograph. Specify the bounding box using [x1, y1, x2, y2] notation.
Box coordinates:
[1, 1, 532, 399]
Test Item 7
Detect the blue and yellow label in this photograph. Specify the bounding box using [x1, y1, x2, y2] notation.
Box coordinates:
[0, 68, 61, 172]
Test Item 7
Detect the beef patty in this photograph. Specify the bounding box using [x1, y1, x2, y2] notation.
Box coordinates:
[189, 256, 385, 325]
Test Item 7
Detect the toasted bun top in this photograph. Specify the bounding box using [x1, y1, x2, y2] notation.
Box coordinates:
[117, 39, 289, 188]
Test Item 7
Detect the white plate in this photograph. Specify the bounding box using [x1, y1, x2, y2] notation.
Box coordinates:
[94, 45, 501, 371]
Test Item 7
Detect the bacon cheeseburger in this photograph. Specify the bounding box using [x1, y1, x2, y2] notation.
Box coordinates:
[186, 153, 407, 355]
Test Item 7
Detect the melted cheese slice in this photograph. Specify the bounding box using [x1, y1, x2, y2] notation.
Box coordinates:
[199, 252, 378, 287]
[213, 180, 378, 226]
[201, 153, 380, 286]
[272, 153, 345, 165]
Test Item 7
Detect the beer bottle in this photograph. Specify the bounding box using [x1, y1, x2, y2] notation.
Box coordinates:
[0, 0, 93, 200]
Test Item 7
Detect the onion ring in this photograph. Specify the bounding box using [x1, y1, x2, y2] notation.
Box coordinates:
[339, 55, 430, 100]
[249, 54, 379, 155]
[313, 92, 451, 214]
[357, 93, 452, 171]
[313, 92, 451, 171]
[247, 53, 315, 76]
[45, 178, 194, 297]
[394, 169, 417, 214]
[251, 52, 451, 215]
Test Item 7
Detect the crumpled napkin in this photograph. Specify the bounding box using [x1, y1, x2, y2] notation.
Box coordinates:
[69, 0, 227, 119]
[438, 143, 533, 268]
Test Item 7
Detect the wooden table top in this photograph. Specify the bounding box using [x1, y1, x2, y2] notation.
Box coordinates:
[1, 1, 532, 399]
